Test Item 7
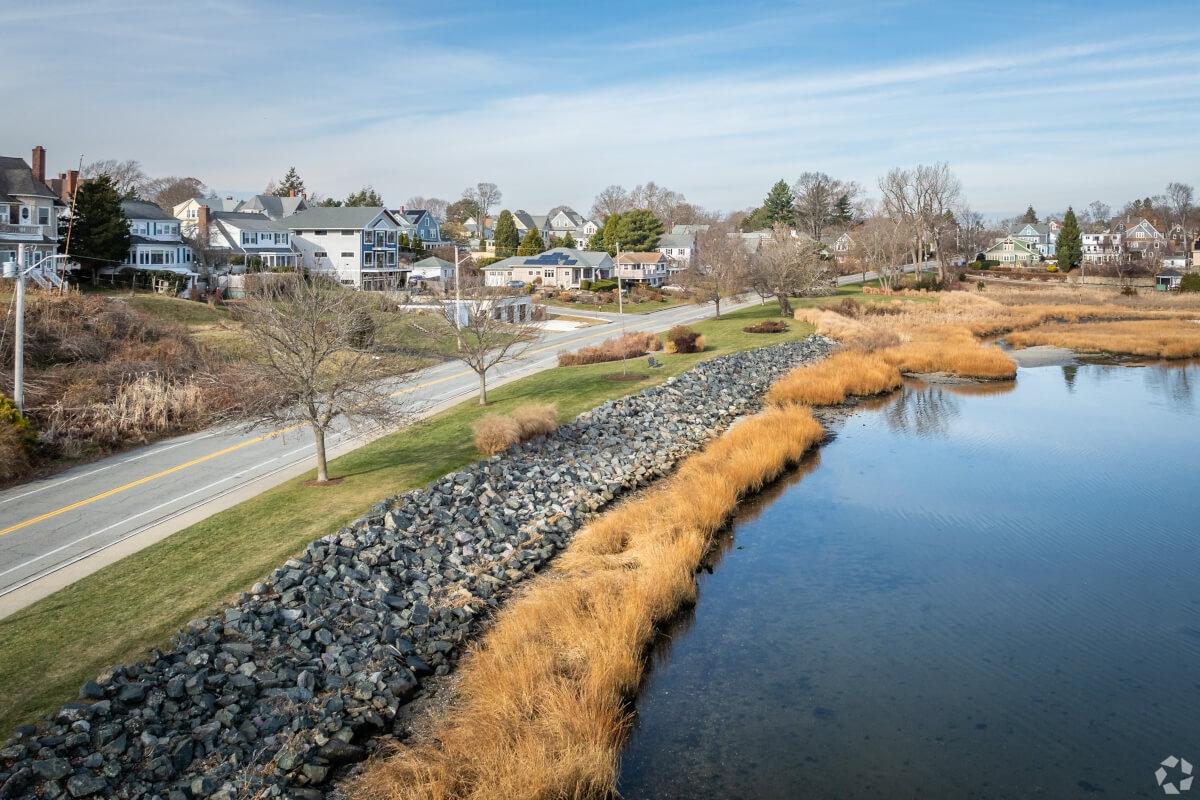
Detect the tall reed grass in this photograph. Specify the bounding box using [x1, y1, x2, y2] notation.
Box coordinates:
[351, 405, 825, 800]
[1006, 320, 1200, 359]
[766, 351, 902, 406]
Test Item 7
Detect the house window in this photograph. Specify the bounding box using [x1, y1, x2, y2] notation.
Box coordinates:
[341, 230, 353, 236]
[341, 251, 354, 257]
[314, 251, 328, 259]
[314, 230, 327, 236]
[544, 270, 554, 278]
[150, 252, 164, 265]
[364, 251, 375, 266]
[37, 207, 50, 226]
[363, 231, 372, 244]
[242, 232, 253, 245]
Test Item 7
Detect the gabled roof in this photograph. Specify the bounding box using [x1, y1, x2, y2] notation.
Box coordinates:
[121, 199, 174, 221]
[1011, 222, 1051, 236]
[657, 233, 695, 249]
[396, 209, 431, 225]
[212, 211, 292, 232]
[617, 251, 667, 264]
[235, 194, 308, 220]
[985, 235, 1040, 255]
[0, 156, 61, 203]
[482, 248, 612, 270]
[283, 206, 390, 230]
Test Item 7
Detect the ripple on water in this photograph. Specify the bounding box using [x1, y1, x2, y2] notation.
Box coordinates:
[618, 362, 1200, 800]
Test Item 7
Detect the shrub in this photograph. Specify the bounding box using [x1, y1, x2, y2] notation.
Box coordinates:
[666, 324, 702, 353]
[1180, 274, 1200, 292]
[579, 279, 592, 291]
[833, 298, 861, 318]
[511, 403, 558, 439]
[589, 279, 618, 293]
[862, 302, 903, 316]
[557, 331, 662, 366]
[743, 320, 789, 333]
[473, 414, 520, 455]
[977, 280, 987, 291]
[0, 394, 35, 482]
[346, 307, 376, 348]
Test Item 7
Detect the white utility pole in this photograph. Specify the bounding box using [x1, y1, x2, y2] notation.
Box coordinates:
[453, 245, 463, 348]
[615, 241, 629, 375]
[4, 246, 66, 412]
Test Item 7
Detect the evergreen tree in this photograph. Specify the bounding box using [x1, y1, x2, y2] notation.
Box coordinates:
[493, 210, 519, 257]
[273, 167, 306, 197]
[1020, 205, 1038, 224]
[762, 180, 796, 227]
[556, 233, 577, 249]
[598, 213, 622, 254]
[67, 175, 131, 274]
[344, 186, 384, 207]
[739, 206, 770, 232]
[317, 197, 343, 207]
[398, 233, 410, 250]
[517, 228, 546, 256]
[833, 193, 853, 224]
[611, 209, 664, 252]
[586, 228, 606, 251]
[1055, 206, 1083, 271]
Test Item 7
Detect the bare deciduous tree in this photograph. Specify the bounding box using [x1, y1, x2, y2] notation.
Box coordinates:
[1165, 182, 1195, 249]
[747, 225, 834, 317]
[683, 222, 748, 318]
[146, 176, 208, 210]
[1086, 200, 1112, 232]
[878, 163, 962, 284]
[462, 183, 502, 232]
[590, 185, 633, 221]
[82, 158, 149, 198]
[431, 286, 541, 405]
[407, 196, 450, 222]
[629, 181, 687, 227]
[232, 275, 418, 482]
[852, 217, 910, 290]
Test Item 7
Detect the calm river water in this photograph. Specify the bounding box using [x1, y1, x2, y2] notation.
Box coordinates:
[617, 360, 1200, 800]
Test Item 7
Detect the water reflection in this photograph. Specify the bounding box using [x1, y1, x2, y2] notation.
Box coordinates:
[618, 361, 1200, 800]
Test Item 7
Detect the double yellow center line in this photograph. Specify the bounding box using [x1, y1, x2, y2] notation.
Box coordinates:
[0, 315, 654, 538]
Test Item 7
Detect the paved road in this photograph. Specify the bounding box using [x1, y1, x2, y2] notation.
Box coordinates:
[0, 297, 763, 615]
[0, 269, 922, 615]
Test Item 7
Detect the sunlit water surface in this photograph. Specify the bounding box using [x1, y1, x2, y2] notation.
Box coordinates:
[617, 362, 1200, 800]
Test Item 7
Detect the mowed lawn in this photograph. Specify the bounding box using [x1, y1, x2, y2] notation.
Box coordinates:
[0, 304, 813, 735]
[539, 296, 689, 314]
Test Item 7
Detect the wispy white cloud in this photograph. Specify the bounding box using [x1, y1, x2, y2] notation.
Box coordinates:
[4, 1, 1198, 217]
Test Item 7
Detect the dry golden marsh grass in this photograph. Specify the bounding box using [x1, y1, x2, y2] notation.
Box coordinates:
[351, 405, 825, 800]
[1007, 319, 1200, 358]
[354, 285, 1200, 800]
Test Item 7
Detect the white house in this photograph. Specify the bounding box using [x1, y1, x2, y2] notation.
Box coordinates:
[544, 206, 599, 247]
[204, 208, 298, 270]
[656, 231, 696, 274]
[483, 248, 613, 289]
[173, 194, 240, 235]
[1011, 222, 1058, 257]
[0, 147, 63, 274]
[1082, 232, 1124, 265]
[408, 255, 457, 285]
[615, 251, 669, 287]
[285, 206, 403, 290]
[121, 200, 194, 272]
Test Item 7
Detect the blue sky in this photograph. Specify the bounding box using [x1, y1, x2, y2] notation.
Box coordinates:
[4, 0, 1198, 219]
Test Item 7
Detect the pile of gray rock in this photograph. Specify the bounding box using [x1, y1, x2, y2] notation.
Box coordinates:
[0, 336, 832, 800]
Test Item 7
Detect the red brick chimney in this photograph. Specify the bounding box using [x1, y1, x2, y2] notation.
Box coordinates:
[197, 204, 211, 242]
[66, 169, 80, 200]
[31, 146, 46, 183]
